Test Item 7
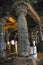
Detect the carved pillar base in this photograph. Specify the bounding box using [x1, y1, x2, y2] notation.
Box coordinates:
[13, 56, 36, 65]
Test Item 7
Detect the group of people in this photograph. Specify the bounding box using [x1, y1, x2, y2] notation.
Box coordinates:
[7, 39, 18, 55]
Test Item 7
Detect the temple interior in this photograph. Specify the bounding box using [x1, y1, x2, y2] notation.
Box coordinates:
[0, 0, 43, 65]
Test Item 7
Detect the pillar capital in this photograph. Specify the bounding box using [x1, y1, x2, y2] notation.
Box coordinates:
[12, 1, 29, 16]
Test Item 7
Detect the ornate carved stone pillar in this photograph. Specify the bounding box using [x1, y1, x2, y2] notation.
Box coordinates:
[14, 1, 30, 56]
[0, 18, 6, 52]
[12, 1, 37, 65]
[39, 22, 43, 41]
[18, 14, 30, 56]
[38, 21, 43, 41]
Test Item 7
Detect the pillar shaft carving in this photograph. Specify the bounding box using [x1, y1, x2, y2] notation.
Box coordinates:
[18, 14, 30, 56]
[13, 0, 30, 56]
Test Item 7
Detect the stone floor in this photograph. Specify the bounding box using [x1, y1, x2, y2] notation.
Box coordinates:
[0, 54, 37, 65]
[0, 53, 43, 65]
[0, 59, 14, 65]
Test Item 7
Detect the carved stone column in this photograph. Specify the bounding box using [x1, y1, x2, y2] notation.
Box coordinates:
[12, 1, 37, 65]
[18, 14, 30, 56]
[38, 21, 43, 41]
[39, 20, 43, 41]
[14, 1, 30, 56]
[0, 18, 6, 52]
